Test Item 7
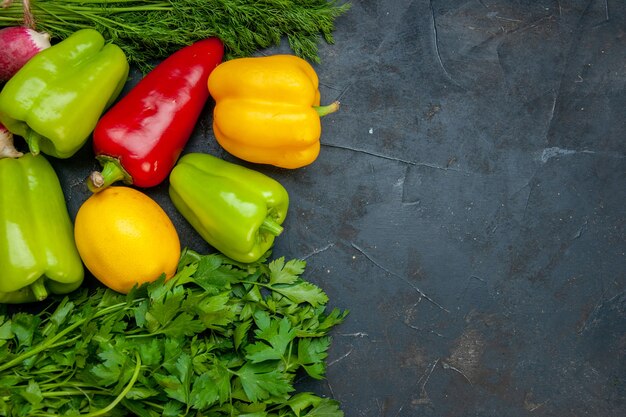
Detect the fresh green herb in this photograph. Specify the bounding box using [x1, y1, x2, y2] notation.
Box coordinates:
[0, 0, 351, 71]
[0, 248, 348, 416]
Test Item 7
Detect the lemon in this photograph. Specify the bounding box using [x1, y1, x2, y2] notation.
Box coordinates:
[74, 186, 180, 294]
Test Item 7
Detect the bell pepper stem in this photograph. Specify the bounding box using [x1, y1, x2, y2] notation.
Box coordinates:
[261, 217, 284, 236]
[88, 157, 131, 193]
[30, 277, 48, 301]
[25, 128, 42, 155]
[314, 101, 340, 117]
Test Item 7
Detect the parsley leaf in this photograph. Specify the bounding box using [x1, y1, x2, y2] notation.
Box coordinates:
[245, 311, 296, 363]
[269, 257, 306, 285]
[297, 337, 331, 380]
[236, 362, 294, 402]
[273, 281, 330, 306]
[286, 392, 345, 416]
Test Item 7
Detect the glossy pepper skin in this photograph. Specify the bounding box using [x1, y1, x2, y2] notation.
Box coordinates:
[87, 37, 224, 192]
[0, 29, 129, 159]
[207, 54, 340, 169]
[0, 153, 84, 303]
[169, 153, 289, 263]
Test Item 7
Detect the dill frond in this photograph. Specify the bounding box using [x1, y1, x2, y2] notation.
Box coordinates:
[0, 0, 351, 71]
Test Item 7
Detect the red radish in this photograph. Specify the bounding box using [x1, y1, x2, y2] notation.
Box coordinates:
[0, 26, 51, 82]
[0, 122, 22, 158]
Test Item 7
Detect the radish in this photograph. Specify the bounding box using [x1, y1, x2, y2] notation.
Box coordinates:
[0, 26, 51, 82]
[0, 123, 22, 158]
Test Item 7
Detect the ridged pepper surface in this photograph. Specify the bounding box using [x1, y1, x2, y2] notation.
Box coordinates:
[169, 153, 289, 263]
[207, 54, 339, 169]
[0, 29, 129, 158]
[0, 153, 84, 303]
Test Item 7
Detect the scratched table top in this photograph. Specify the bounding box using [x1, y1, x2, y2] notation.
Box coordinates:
[55, 1, 626, 416]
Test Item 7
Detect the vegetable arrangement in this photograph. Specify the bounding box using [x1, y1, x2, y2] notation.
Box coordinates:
[0, 0, 348, 414]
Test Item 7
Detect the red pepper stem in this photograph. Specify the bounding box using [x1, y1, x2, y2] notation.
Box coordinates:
[314, 101, 340, 117]
[260, 217, 284, 236]
[87, 157, 132, 193]
[30, 277, 48, 301]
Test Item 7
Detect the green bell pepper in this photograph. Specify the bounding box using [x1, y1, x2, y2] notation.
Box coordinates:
[0, 153, 84, 303]
[0, 28, 129, 159]
[169, 153, 289, 263]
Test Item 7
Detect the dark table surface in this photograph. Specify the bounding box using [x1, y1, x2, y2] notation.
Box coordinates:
[55, 1, 625, 416]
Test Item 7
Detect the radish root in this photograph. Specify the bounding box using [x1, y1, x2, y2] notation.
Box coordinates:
[0, 125, 23, 158]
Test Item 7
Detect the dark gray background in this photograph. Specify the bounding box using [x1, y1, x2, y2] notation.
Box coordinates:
[55, 0, 625, 416]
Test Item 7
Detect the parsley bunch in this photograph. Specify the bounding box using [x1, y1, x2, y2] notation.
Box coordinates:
[0, 249, 348, 416]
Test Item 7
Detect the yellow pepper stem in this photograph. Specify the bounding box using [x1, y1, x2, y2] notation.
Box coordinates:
[314, 101, 340, 117]
[261, 217, 284, 236]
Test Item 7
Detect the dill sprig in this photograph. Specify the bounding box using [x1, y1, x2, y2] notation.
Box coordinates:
[0, 0, 351, 71]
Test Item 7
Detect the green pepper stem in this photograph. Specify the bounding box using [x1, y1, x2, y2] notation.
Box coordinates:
[30, 278, 48, 301]
[261, 217, 284, 236]
[87, 158, 131, 193]
[314, 101, 340, 117]
[25, 128, 42, 155]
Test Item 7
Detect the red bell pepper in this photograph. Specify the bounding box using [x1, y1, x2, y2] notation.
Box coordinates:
[87, 37, 224, 192]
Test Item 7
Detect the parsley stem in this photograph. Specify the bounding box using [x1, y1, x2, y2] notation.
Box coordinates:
[284, 341, 296, 372]
[41, 389, 111, 397]
[44, 334, 82, 350]
[79, 351, 142, 417]
[0, 302, 128, 373]
[240, 280, 294, 301]
[27, 357, 139, 417]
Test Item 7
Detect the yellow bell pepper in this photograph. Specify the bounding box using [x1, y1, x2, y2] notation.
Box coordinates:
[207, 55, 339, 169]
